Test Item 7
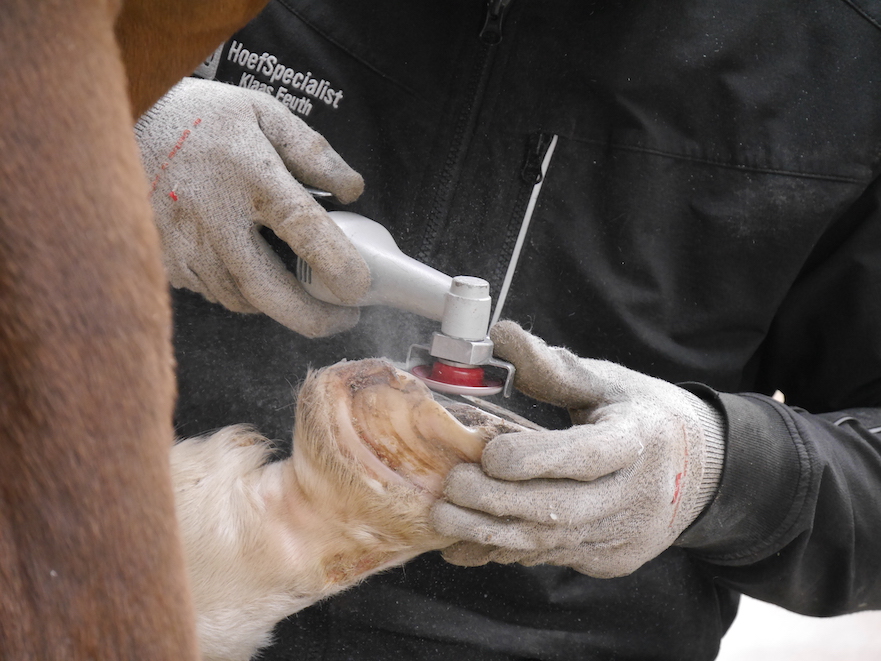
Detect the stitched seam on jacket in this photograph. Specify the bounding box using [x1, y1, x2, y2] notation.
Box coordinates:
[562, 134, 870, 185]
[841, 0, 881, 32]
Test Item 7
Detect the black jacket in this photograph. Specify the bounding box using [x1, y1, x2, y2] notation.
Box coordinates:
[172, 0, 881, 658]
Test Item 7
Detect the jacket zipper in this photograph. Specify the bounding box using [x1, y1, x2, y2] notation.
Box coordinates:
[491, 133, 559, 326]
[416, 0, 515, 263]
[480, 0, 515, 44]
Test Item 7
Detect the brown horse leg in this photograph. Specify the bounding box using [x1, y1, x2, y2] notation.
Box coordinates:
[0, 0, 198, 658]
[115, 0, 269, 117]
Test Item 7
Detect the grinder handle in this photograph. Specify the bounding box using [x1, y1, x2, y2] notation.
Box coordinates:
[296, 211, 452, 322]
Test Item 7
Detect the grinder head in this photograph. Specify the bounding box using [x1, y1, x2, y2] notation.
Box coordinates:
[407, 276, 514, 397]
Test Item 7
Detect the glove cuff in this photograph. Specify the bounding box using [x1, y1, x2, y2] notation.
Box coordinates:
[134, 76, 199, 134]
[683, 390, 726, 523]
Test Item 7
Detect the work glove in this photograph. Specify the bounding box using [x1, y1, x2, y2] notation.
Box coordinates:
[431, 320, 726, 578]
[134, 77, 370, 337]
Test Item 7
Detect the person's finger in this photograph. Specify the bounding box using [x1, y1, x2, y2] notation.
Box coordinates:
[480, 419, 644, 482]
[255, 97, 364, 203]
[215, 223, 361, 337]
[178, 245, 259, 313]
[489, 321, 612, 408]
[440, 541, 509, 567]
[440, 464, 628, 525]
[255, 168, 371, 307]
[431, 498, 619, 551]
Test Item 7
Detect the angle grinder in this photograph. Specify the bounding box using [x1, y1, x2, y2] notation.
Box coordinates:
[295, 210, 515, 397]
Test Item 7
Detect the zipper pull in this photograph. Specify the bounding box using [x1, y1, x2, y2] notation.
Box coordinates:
[480, 0, 513, 44]
[521, 133, 553, 184]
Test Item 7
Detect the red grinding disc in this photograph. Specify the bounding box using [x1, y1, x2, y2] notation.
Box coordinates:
[411, 362, 503, 396]
[429, 361, 486, 387]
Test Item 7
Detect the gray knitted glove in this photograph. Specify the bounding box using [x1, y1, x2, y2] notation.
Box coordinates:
[135, 77, 369, 337]
[431, 321, 725, 578]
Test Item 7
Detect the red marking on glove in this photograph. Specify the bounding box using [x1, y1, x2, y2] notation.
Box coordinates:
[669, 446, 690, 527]
[147, 120, 201, 200]
[167, 128, 191, 160]
[671, 472, 683, 505]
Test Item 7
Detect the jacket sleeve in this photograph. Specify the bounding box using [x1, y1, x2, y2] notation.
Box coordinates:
[677, 392, 881, 615]
[677, 174, 881, 616]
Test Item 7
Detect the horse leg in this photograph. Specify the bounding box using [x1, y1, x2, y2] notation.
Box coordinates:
[115, 0, 269, 117]
[0, 0, 197, 658]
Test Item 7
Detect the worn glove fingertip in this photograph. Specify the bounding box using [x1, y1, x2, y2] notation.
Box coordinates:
[289, 214, 372, 305]
[308, 304, 362, 338]
[488, 320, 529, 356]
[441, 463, 488, 506]
[429, 500, 471, 539]
[440, 541, 496, 567]
[327, 259, 371, 306]
[278, 302, 360, 339]
[480, 433, 532, 480]
[329, 170, 365, 205]
[489, 320, 551, 375]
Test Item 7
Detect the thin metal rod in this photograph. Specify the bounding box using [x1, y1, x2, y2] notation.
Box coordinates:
[491, 133, 559, 327]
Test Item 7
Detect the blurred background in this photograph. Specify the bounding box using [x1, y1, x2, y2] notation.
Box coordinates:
[718, 596, 881, 660]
